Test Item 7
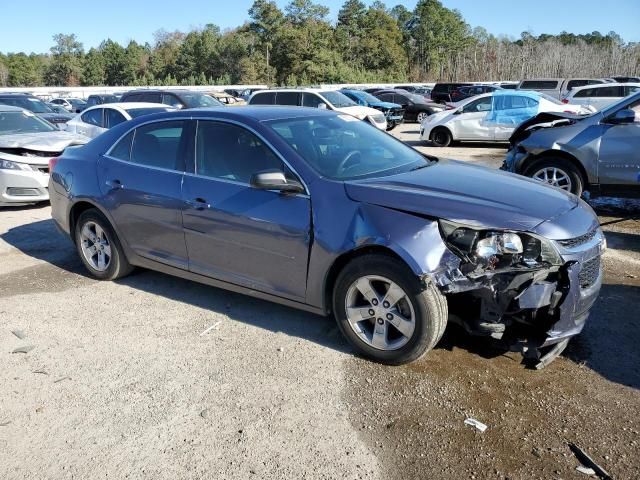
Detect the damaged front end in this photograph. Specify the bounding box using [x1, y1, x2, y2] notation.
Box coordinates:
[430, 219, 604, 368]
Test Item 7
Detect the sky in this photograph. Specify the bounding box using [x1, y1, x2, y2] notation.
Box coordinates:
[2, 0, 639, 54]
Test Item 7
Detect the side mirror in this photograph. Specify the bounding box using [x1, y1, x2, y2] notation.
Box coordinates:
[250, 170, 304, 194]
[453, 109, 462, 115]
[605, 108, 636, 125]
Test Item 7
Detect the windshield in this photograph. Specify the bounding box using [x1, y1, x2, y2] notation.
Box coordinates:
[347, 90, 383, 104]
[181, 93, 223, 108]
[267, 114, 432, 180]
[70, 99, 87, 107]
[319, 91, 357, 108]
[0, 111, 57, 134]
[0, 97, 54, 113]
[127, 107, 174, 118]
[406, 93, 427, 104]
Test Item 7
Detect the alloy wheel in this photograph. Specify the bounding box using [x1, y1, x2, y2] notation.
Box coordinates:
[532, 167, 572, 191]
[80, 221, 112, 272]
[344, 275, 416, 351]
[417, 112, 428, 123]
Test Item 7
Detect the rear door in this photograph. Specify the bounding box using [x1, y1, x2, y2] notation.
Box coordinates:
[77, 108, 104, 138]
[598, 97, 640, 189]
[181, 119, 311, 300]
[97, 120, 191, 269]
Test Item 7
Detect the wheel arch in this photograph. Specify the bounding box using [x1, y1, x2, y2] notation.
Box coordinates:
[430, 125, 454, 142]
[323, 245, 418, 315]
[520, 150, 590, 189]
[68, 199, 121, 246]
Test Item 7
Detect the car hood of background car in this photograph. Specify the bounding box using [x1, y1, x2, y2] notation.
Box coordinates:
[508, 111, 588, 145]
[337, 105, 385, 119]
[0, 131, 89, 159]
[369, 101, 401, 110]
[37, 112, 75, 123]
[344, 158, 579, 233]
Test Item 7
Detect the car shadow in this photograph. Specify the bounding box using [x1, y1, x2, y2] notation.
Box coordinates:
[3, 219, 639, 388]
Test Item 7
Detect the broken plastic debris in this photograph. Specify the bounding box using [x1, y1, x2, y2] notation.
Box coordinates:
[200, 322, 221, 336]
[11, 329, 26, 339]
[11, 345, 35, 354]
[464, 418, 488, 432]
[576, 466, 596, 476]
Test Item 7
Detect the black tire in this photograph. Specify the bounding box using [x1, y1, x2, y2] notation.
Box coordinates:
[74, 208, 133, 280]
[386, 124, 396, 132]
[430, 127, 452, 147]
[332, 254, 448, 365]
[523, 157, 584, 196]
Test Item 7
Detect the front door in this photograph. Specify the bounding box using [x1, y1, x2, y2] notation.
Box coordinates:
[598, 98, 640, 189]
[96, 119, 191, 269]
[454, 96, 494, 140]
[181, 120, 311, 301]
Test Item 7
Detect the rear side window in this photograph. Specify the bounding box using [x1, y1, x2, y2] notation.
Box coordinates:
[142, 92, 162, 103]
[122, 93, 143, 102]
[302, 93, 325, 108]
[81, 109, 103, 127]
[275, 92, 300, 106]
[377, 93, 394, 103]
[129, 120, 186, 170]
[595, 86, 623, 97]
[250, 92, 275, 105]
[432, 84, 447, 93]
[105, 108, 126, 128]
[624, 85, 640, 95]
[494, 95, 537, 110]
[109, 131, 134, 161]
[574, 88, 595, 98]
[520, 80, 559, 90]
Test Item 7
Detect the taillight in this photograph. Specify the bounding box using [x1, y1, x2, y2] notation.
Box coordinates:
[49, 157, 60, 172]
[561, 99, 569, 104]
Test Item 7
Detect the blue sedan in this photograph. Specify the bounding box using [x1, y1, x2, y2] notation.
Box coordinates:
[49, 107, 604, 366]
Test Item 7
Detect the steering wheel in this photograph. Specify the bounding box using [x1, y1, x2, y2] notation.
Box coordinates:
[336, 150, 362, 176]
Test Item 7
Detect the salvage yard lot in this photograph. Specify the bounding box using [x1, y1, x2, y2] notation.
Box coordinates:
[1, 125, 639, 479]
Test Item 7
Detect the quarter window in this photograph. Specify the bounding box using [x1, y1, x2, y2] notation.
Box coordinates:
[81, 108, 103, 127]
[129, 120, 186, 170]
[195, 121, 284, 184]
[105, 109, 126, 128]
[109, 131, 134, 161]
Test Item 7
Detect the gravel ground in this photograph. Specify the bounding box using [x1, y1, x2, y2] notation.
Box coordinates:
[1, 123, 639, 479]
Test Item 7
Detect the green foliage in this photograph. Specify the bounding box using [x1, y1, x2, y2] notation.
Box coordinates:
[1, 2, 638, 87]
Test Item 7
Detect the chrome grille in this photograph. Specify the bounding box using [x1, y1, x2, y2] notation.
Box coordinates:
[579, 256, 600, 289]
[558, 227, 598, 249]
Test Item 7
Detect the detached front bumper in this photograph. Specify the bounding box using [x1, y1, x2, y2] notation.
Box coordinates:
[0, 169, 50, 206]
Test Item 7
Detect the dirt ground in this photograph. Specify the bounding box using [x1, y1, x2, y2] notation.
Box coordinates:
[1, 123, 639, 479]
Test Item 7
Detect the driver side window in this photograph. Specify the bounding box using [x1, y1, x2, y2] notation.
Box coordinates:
[195, 121, 288, 184]
[462, 97, 492, 113]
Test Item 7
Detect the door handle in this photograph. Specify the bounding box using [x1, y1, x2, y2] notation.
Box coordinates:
[186, 197, 210, 210]
[105, 179, 123, 189]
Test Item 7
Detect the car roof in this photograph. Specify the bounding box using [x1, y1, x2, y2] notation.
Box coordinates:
[124, 89, 204, 95]
[86, 102, 171, 110]
[570, 82, 640, 92]
[184, 106, 337, 121]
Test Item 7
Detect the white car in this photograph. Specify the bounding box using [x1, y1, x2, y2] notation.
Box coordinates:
[248, 89, 388, 130]
[0, 105, 88, 207]
[66, 103, 176, 139]
[562, 83, 640, 111]
[49, 97, 87, 113]
[420, 91, 593, 146]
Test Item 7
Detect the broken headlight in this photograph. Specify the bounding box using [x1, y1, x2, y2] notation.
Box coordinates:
[438, 220, 562, 270]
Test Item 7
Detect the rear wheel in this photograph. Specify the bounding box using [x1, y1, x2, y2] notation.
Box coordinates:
[333, 255, 448, 365]
[74, 209, 133, 280]
[430, 127, 452, 147]
[524, 157, 584, 196]
[416, 112, 428, 123]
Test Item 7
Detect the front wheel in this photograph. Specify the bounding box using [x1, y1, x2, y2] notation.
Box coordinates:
[524, 157, 584, 196]
[74, 209, 133, 280]
[333, 255, 448, 365]
[416, 112, 428, 123]
[430, 127, 452, 147]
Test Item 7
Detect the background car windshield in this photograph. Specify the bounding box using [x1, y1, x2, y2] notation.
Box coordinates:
[1, 97, 54, 113]
[181, 93, 223, 108]
[267, 115, 430, 180]
[0, 111, 57, 134]
[319, 91, 357, 108]
[350, 90, 384, 104]
[127, 107, 174, 118]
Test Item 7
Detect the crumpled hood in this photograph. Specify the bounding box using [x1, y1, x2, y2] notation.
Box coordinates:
[368, 101, 402, 110]
[344, 159, 579, 232]
[509, 111, 587, 145]
[337, 105, 385, 119]
[0, 131, 89, 152]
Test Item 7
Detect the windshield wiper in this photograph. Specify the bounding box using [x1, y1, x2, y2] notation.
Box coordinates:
[410, 163, 430, 171]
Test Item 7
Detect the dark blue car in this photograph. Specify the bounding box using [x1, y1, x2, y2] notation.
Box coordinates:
[340, 89, 405, 130]
[49, 107, 604, 366]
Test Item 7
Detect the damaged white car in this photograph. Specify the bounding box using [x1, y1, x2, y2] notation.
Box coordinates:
[0, 105, 89, 207]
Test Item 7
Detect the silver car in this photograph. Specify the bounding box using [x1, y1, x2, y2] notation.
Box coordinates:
[503, 91, 640, 197]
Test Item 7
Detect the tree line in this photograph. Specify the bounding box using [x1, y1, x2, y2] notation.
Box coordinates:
[1, 0, 638, 88]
